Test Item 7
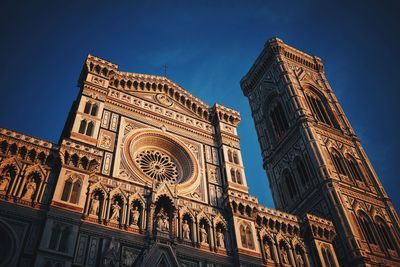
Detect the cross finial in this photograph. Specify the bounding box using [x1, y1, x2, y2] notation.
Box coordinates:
[163, 64, 168, 77]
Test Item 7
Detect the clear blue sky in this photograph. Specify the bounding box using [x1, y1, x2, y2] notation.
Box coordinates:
[1, 0, 399, 210]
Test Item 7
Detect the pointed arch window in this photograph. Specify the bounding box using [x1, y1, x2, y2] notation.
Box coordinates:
[375, 217, 396, 250]
[240, 224, 255, 249]
[230, 168, 237, 183]
[236, 170, 242, 184]
[345, 155, 364, 182]
[357, 211, 378, 245]
[83, 101, 98, 116]
[78, 119, 95, 137]
[61, 177, 82, 204]
[269, 101, 289, 141]
[233, 152, 239, 164]
[48, 224, 70, 252]
[305, 90, 337, 128]
[330, 149, 348, 176]
[228, 150, 233, 163]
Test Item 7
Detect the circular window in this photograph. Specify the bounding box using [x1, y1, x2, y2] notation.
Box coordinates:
[123, 130, 198, 186]
[135, 149, 178, 182]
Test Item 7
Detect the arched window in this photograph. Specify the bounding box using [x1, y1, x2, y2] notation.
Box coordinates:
[84, 101, 98, 116]
[78, 120, 87, 134]
[84, 101, 92, 114]
[233, 152, 239, 164]
[345, 155, 364, 182]
[61, 178, 73, 201]
[61, 177, 81, 204]
[305, 90, 336, 127]
[283, 170, 298, 200]
[236, 170, 242, 184]
[86, 122, 94, 136]
[70, 180, 81, 204]
[322, 247, 336, 267]
[375, 217, 396, 250]
[230, 168, 236, 183]
[240, 224, 254, 249]
[358, 211, 378, 245]
[90, 104, 98, 116]
[294, 158, 310, 186]
[228, 150, 233, 163]
[330, 149, 348, 176]
[269, 101, 289, 141]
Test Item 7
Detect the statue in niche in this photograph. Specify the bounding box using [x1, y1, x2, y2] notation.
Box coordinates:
[0, 171, 11, 191]
[296, 251, 304, 267]
[182, 220, 190, 240]
[89, 195, 100, 216]
[156, 208, 169, 232]
[264, 242, 271, 259]
[217, 229, 225, 248]
[280, 248, 289, 264]
[200, 224, 208, 244]
[23, 177, 36, 200]
[130, 206, 140, 226]
[110, 201, 121, 221]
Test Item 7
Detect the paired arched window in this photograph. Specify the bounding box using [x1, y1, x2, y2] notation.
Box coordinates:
[230, 168, 242, 184]
[78, 120, 94, 136]
[345, 155, 364, 182]
[227, 149, 240, 164]
[228, 150, 233, 163]
[357, 211, 378, 245]
[305, 91, 336, 128]
[330, 149, 347, 176]
[322, 247, 336, 267]
[375, 217, 396, 250]
[61, 177, 82, 204]
[48, 224, 70, 252]
[240, 224, 255, 249]
[283, 170, 298, 200]
[83, 101, 98, 116]
[269, 101, 289, 141]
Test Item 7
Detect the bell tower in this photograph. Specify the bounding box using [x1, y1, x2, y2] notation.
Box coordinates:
[241, 38, 400, 266]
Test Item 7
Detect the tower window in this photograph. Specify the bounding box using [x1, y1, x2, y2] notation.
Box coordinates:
[357, 211, 378, 245]
[345, 155, 364, 182]
[233, 152, 239, 164]
[269, 102, 289, 141]
[83, 101, 99, 116]
[61, 177, 82, 204]
[375, 217, 396, 250]
[48, 224, 71, 252]
[228, 150, 233, 163]
[305, 91, 337, 128]
[294, 158, 310, 186]
[330, 150, 347, 176]
[236, 170, 242, 184]
[230, 168, 236, 183]
[78, 120, 95, 137]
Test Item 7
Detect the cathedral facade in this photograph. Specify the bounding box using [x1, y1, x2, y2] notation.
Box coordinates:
[0, 38, 398, 267]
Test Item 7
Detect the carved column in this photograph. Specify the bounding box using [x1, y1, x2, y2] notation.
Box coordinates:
[259, 232, 266, 261]
[104, 194, 111, 223]
[195, 217, 200, 246]
[83, 184, 91, 216]
[288, 245, 296, 267]
[272, 238, 280, 264]
[172, 210, 178, 239]
[125, 198, 131, 227]
[147, 203, 156, 234]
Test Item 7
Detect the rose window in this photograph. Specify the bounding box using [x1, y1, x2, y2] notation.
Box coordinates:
[135, 149, 178, 182]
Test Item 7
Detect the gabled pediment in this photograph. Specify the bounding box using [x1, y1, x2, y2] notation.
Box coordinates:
[109, 72, 212, 122]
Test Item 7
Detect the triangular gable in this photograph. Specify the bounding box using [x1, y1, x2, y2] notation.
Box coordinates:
[139, 243, 180, 267]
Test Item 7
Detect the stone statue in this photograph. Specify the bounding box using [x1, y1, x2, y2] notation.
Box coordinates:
[23, 178, 36, 200]
[156, 208, 169, 232]
[122, 248, 136, 266]
[110, 201, 121, 221]
[264, 242, 271, 259]
[281, 248, 289, 264]
[200, 224, 208, 244]
[131, 206, 140, 226]
[89, 195, 100, 216]
[0, 171, 11, 191]
[217, 229, 225, 248]
[182, 220, 190, 240]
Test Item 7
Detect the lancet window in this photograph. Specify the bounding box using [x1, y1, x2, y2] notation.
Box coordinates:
[375, 216, 396, 250]
[305, 90, 337, 128]
[78, 120, 94, 136]
[83, 101, 98, 116]
[61, 176, 82, 204]
[269, 101, 289, 141]
[48, 224, 71, 253]
[357, 211, 378, 245]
